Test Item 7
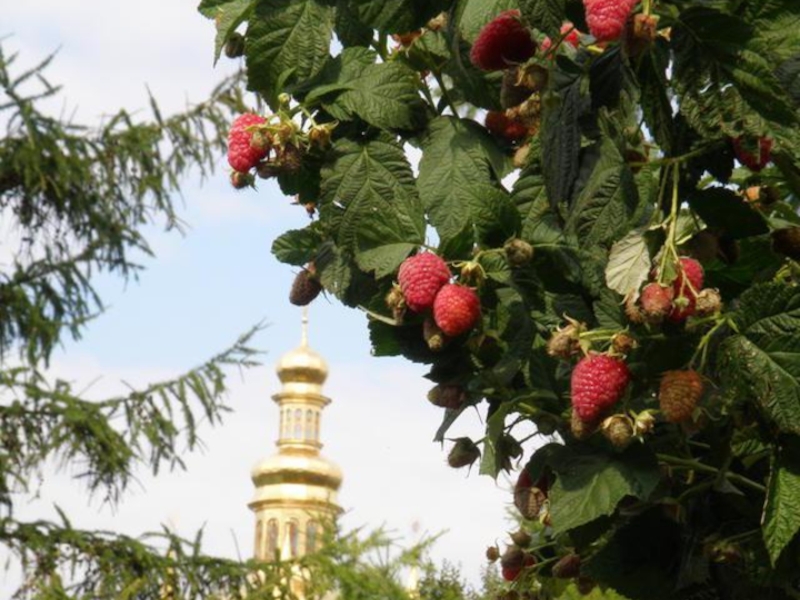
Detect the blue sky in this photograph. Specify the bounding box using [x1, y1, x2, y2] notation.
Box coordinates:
[1, 1, 529, 591]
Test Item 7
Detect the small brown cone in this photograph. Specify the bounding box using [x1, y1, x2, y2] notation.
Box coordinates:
[423, 317, 446, 351]
[659, 370, 704, 423]
[447, 437, 480, 469]
[570, 409, 597, 440]
[289, 264, 322, 306]
[509, 529, 532, 548]
[695, 288, 722, 317]
[514, 486, 547, 521]
[601, 415, 634, 450]
[427, 384, 466, 409]
[551, 553, 581, 579]
[772, 227, 800, 260]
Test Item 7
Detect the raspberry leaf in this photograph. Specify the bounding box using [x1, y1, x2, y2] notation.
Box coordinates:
[548, 445, 659, 534]
[518, 0, 566, 39]
[417, 116, 514, 246]
[272, 226, 325, 267]
[319, 137, 425, 276]
[245, 0, 333, 104]
[687, 187, 768, 240]
[566, 137, 640, 249]
[348, 0, 451, 35]
[763, 438, 800, 566]
[604, 229, 652, 297]
[719, 283, 800, 435]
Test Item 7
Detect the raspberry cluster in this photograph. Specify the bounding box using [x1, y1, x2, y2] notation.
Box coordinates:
[391, 252, 482, 341]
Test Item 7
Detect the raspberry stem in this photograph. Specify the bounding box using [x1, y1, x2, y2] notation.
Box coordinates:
[657, 453, 766, 493]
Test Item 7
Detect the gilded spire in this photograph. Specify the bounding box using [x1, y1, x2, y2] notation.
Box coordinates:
[249, 309, 342, 564]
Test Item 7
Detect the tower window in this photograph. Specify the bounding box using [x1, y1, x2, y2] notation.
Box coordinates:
[305, 409, 314, 441]
[284, 409, 292, 439]
[306, 520, 318, 553]
[266, 519, 279, 559]
[287, 519, 299, 557]
[255, 520, 263, 558]
[293, 408, 302, 439]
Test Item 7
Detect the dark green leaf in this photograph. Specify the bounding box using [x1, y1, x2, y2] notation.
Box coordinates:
[334, 0, 374, 48]
[245, 0, 333, 103]
[271, 226, 324, 266]
[348, 0, 452, 35]
[688, 187, 768, 240]
[454, 0, 518, 43]
[519, 0, 565, 39]
[548, 445, 660, 533]
[319, 137, 425, 277]
[417, 116, 514, 247]
[763, 438, 800, 565]
[567, 137, 639, 249]
[776, 54, 800, 108]
[719, 283, 800, 435]
[556, 584, 633, 600]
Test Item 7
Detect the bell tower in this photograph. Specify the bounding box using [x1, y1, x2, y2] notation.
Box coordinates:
[249, 311, 343, 562]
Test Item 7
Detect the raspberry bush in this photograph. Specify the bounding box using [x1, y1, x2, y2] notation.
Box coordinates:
[201, 1, 800, 598]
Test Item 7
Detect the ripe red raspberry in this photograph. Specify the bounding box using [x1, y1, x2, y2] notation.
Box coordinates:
[470, 10, 537, 71]
[583, 0, 638, 42]
[732, 136, 773, 172]
[227, 113, 268, 173]
[571, 354, 631, 423]
[484, 110, 529, 142]
[433, 284, 481, 337]
[640, 282, 674, 322]
[659, 370, 704, 423]
[540, 22, 581, 53]
[669, 257, 704, 322]
[397, 253, 451, 313]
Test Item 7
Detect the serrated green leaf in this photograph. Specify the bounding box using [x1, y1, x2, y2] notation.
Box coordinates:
[334, 0, 374, 48]
[541, 67, 586, 207]
[556, 584, 632, 600]
[271, 226, 324, 266]
[763, 438, 800, 565]
[319, 136, 425, 277]
[348, 0, 451, 35]
[548, 445, 659, 534]
[635, 40, 674, 153]
[513, 163, 565, 245]
[719, 283, 800, 435]
[672, 6, 797, 131]
[776, 54, 800, 107]
[567, 138, 639, 249]
[519, 0, 565, 39]
[326, 60, 426, 130]
[245, 0, 333, 103]
[604, 230, 651, 297]
[417, 116, 515, 247]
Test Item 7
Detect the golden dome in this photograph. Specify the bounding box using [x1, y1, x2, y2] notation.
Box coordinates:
[276, 313, 328, 385]
[251, 451, 343, 491]
[276, 344, 328, 385]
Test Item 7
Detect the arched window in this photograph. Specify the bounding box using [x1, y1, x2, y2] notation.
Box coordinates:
[293, 408, 302, 439]
[284, 409, 292, 439]
[314, 412, 320, 441]
[255, 520, 263, 557]
[266, 519, 279, 559]
[287, 519, 299, 557]
[305, 409, 314, 440]
[306, 520, 319, 553]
